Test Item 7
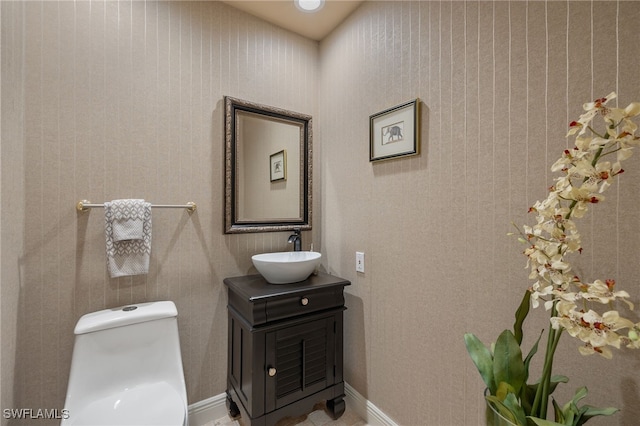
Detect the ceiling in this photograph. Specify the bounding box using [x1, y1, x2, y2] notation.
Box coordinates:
[220, 0, 364, 41]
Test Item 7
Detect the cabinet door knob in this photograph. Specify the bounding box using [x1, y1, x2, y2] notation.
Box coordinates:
[301, 297, 309, 306]
[268, 367, 277, 377]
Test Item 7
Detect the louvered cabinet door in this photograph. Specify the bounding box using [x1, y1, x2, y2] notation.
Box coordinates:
[264, 315, 336, 413]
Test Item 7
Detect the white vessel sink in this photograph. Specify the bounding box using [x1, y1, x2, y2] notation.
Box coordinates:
[251, 251, 321, 284]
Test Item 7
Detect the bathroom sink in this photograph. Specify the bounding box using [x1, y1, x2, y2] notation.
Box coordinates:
[251, 251, 321, 284]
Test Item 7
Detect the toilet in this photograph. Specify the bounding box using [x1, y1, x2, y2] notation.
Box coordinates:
[61, 301, 189, 426]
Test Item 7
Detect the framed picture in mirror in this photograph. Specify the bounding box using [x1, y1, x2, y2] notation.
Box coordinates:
[270, 150, 287, 182]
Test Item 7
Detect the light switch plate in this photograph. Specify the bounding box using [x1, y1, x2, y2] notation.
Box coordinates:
[356, 252, 365, 273]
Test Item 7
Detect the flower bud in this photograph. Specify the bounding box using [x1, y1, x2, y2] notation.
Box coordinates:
[624, 102, 640, 117]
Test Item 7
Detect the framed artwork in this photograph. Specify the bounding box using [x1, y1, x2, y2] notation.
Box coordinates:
[369, 99, 420, 162]
[270, 149, 287, 182]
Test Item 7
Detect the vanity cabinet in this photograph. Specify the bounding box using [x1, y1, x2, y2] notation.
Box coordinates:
[224, 273, 351, 426]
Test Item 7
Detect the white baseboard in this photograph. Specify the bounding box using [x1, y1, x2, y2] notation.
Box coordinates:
[188, 392, 229, 426]
[188, 383, 397, 426]
[344, 382, 397, 426]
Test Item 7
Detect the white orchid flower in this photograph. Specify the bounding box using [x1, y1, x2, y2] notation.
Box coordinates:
[518, 92, 640, 358]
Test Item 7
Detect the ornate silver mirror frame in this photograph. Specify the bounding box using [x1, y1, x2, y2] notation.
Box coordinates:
[224, 96, 312, 233]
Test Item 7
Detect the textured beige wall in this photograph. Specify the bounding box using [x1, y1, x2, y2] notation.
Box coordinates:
[319, 1, 640, 425]
[1, 1, 26, 419]
[1, 1, 317, 423]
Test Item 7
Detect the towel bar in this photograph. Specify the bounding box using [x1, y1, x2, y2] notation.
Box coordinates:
[76, 200, 197, 214]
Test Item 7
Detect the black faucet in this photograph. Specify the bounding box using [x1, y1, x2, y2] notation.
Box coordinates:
[287, 228, 302, 251]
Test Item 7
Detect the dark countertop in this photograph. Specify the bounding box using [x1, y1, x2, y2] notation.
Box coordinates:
[223, 272, 351, 302]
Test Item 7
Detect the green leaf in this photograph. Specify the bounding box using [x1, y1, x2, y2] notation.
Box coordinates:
[527, 417, 565, 426]
[513, 289, 531, 345]
[520, 329, 543, 413]
[521, 382, 536, 417]
[582, 406, 618, 417]
[564, 402, 576, 425]
[574, 405, 618, 426]
[502, 392, 528, 426]
[520, 330, 544, 396]
[550, 375, 569, 388]
[544, 387, 619, 426]
[523, 330, 543, 380]
[486, 395, 525, 425]
[493, 330, 526, 396]
[496, 381, 516, 401]
[464, 333, 496, 393]
[530, 375, 569, 395]
[564, 386, 588, 411]
[548, 375, 569, 395]
[560, 386, 587, 425]
[551, 398, 565, 424]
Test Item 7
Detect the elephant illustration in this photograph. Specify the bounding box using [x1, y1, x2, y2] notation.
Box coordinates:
[383, 124, 403, 142]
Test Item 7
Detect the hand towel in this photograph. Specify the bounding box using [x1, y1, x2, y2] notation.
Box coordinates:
[104, 199, 152, 278]
[110, 199, 146, 242]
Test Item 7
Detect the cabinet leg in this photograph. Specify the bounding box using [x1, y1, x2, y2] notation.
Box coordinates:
[326, 395, 345, 420]
[226, 390, 241, 419]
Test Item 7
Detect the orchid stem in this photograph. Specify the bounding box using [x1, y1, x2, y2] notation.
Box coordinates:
[531, 304, 564, 419]
[539, 327, 563, 418]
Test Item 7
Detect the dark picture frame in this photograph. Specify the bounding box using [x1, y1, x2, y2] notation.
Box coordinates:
[369, 99, 420, 162]
[270, 149, 287, 182]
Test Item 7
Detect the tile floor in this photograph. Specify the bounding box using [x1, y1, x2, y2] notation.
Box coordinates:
[205, 402, 367, 426]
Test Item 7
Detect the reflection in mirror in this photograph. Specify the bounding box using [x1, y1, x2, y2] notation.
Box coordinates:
[236, 112, 300, 220]
[224, 96, 312, 233]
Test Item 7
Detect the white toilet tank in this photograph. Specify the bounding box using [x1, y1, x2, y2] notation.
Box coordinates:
[62, 301, 188, 426]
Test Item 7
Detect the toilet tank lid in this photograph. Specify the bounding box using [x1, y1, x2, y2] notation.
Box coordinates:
[74, 301, 178, 335]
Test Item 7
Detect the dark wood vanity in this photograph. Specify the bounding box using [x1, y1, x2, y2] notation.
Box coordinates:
[224, 272, 351, 426]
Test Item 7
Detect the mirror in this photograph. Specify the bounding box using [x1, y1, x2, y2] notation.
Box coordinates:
[224, 96, 312, 233]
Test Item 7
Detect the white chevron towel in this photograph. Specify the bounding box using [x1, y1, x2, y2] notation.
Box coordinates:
[104, 199, 152, 278]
